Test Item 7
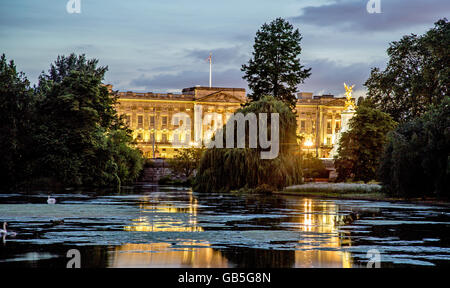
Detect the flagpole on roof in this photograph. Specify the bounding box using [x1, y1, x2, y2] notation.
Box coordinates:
[209, 53, 212, 88]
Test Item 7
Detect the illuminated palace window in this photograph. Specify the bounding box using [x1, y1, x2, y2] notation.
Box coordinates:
[162, 116, 168, 127]
[137, 115, 143, 129]
[162, 133, 168, 143]
[150, 115, 155, 127]
[300, 120, 306, 131]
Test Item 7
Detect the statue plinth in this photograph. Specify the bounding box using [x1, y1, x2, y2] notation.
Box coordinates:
[340, 108, 355, 134]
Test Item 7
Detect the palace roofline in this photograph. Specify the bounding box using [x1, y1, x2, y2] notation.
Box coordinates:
[182, 86, 246, 93]
[106, 84, 351, 105]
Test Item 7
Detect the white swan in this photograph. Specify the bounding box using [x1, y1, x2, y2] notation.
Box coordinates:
[0, 222, 6, 234]
[0, 222, 17, 237]
[47, 195, 56, 204]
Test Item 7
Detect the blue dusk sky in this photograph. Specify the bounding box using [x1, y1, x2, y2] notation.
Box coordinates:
[1, 0, 449, 97]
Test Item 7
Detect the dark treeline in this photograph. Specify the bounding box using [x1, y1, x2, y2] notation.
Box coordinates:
[379, 97, 449, 198]
[370, 19, 449, 198]
[336, 19, 449, 198]
[0, 53, 144, 192]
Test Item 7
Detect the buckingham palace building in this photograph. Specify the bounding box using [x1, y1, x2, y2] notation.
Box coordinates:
[109, 85, 349, 159]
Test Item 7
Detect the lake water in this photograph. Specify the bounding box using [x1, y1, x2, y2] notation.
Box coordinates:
[0, 184, 449, 268]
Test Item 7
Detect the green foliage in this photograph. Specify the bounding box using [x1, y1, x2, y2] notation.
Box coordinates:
[363, 19, 449, 198]
[158, 175, 173, 185]
[379, 97, 450, 198]
[302, 155, 328, 179]
[167, 147, 205, 178]
[251, 183, 277, 194]
[365, 19, 449, 123]
[0, 54, 36, 190]
[158, 175, 192, 186]
[241, 18, 311, 108]
[194, 96, 302, 193]
[103, 130, 144, 185]
[335, 100, 397, 182]
[232, 183, 277, 195]
[0, 53, 143, 191]
[285, 183, 382, 195]
[34, 53, 143, 187]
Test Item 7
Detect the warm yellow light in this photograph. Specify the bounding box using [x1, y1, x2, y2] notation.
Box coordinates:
[189, 141, 199, 147]
[304, 139, 313, 147]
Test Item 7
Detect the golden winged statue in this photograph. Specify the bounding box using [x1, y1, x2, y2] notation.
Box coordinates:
[344, 83, 355, 110]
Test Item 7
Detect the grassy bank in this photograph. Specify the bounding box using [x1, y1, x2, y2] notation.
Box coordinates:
[277, 183, 385, 200]
[277, 183, 450, 206]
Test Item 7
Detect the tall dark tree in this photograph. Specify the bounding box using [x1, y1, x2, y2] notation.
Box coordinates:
[34, 53, 143, 187]
[0, 54, 36, 190]
[0, 53, 143, 191]
[40, 54, 107, 84]
[242, 18, 311, 108]
[365, 19, 449, 123]
[37, 54, 116, 129]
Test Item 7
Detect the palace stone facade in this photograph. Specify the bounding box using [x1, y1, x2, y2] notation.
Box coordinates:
[110, 85, 348, 158]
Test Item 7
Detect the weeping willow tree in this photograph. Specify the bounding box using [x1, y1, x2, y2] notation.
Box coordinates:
[193, 96, 302, 193]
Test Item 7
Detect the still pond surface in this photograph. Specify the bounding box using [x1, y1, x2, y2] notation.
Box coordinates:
[0, 184, 449, 268]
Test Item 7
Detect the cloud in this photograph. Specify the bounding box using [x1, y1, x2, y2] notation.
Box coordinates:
[129, 68, 247, 92]
[128, 46, 251, 91]
[300, 58, 383, 96]
[291, 0, 450, 32]
[186, 46, 249, 66]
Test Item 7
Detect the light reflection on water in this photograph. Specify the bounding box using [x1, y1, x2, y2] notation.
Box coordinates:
[115, 191, 221, 267]
[291, 199, 352, 268]
[0, 185, 449, 267]
[115, 195, 351, 267]
[109, 243, 228, 268]
[124, 191, 203, 233]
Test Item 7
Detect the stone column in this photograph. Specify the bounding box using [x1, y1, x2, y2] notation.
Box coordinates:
[331, 113, 336, 141]
[193, 104, 203, 146]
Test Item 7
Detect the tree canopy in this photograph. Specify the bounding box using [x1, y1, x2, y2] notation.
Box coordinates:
[0, 55, 36, 190]
[242, 18, 311, 108]
[0, 53, 143, 191]
[379, 96, 449, 198]
[365, 19, 449, 123]
[335, 99, 397, 182]
[194, 96, 302, 193]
